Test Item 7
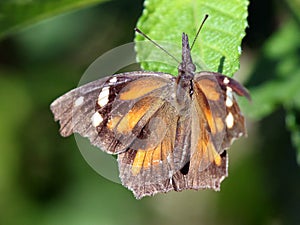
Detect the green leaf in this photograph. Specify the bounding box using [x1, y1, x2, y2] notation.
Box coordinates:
[0, 0, 108, 39]
[135, 0, 249, 76]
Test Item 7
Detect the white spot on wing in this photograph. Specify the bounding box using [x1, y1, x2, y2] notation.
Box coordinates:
[74, 96, 84, 107]
[98, 86, 110, 107]
[225, 112, 234, 129]
[109, 77, 117, 83]
[225, 87, 233, 107]
[223, 77, 230, 85]
[91, 112, 103, 127]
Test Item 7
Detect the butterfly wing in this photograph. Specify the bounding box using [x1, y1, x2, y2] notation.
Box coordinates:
[190, 74, 228, 173]
[172, 151, 228, 191]
[118, 109, 192, 199]
[50, 76, 110, 138]
[214, 73, 250, 149]
[51, 71, 173, 153]
[171, 72, 249, 191]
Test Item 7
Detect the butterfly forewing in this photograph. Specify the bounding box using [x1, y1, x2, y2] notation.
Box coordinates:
[51, 72, 173, 153]
[99, 89, 167, 154]
[51, 77, 110, 138]
[187, 74, 227, 174]
[214, 73, 250, 149]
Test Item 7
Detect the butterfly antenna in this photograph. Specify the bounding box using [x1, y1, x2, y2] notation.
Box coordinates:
[190, 14, 209, 50]
[134, 28, 180, 64]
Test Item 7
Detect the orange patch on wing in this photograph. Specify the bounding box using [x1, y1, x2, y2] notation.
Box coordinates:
[116, 100, 153, 134]
[213, 152, 222, 166]
[131, 141, 170, 175]
[207, 141, 222, 166]
[107, 116, 122, 130]
[197, 79, 220, 101]
[196, 135, 222, 169]
[215, 116, 224, 133]
[197, 139, 210, 166]
[203, 107, 217, 134]
[132, 150, 146, 175]
[202, 109, 224, 135]
[119, 78, 167, 100]
[132, 146, 162, 175]
[143, 148, 156, 169]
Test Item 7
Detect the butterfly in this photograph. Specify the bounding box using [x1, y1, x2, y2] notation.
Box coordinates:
[50, 20, 250, 199]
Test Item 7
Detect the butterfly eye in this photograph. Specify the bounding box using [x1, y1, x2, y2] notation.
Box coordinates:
[178, 62, 196, 74]
[187, 63, 196, 72]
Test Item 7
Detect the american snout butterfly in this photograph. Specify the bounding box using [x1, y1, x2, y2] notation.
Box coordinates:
[50, 15, 250, 199]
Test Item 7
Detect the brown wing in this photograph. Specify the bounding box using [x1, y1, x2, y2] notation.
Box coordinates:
[214, 73, 250, 149]
[190, 74, 228, 172]
[168, 72, 249, 192]
[169, 75, 227, 191]
[50, 77, 110, 137]
[172, 151, 228, 191]
[195, 72, 250, 147]
[118, 100, 192, 199]
[121, 150, 227, 199]
[50, 71, 175, 153]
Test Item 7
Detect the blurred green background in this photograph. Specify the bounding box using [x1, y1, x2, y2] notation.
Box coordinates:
[1, 0, 300, 225]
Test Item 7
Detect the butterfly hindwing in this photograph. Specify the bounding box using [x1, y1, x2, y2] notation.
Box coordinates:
[172, 151, 228, 191]
[123, 150, 228, 199]
[118, 106, 192, 198]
